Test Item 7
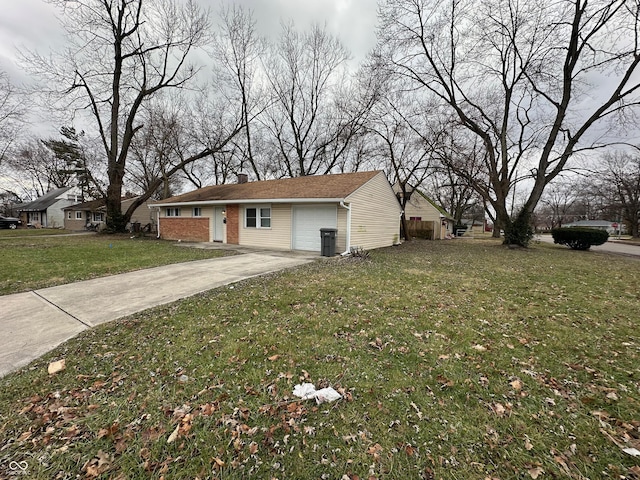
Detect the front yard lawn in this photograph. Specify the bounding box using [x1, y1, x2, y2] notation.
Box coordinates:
[0, 239, 638, 479]
[0, 234, 228, 295]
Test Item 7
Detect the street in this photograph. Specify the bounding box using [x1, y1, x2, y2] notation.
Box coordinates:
[537, 234, 640, 258]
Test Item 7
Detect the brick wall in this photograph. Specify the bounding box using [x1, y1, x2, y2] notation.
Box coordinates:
[160, 217, 209, 242]
[226, 204, 239, 244]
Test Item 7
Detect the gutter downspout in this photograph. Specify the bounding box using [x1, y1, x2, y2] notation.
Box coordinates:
[339, 201, 351, 255]
[156, 209, 160, 239]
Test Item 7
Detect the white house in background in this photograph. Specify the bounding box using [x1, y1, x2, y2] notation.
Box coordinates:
[18, 187, 82, 228]
[149, 171, 402, 254]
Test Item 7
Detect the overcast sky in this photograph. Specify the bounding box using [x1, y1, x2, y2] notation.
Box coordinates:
[0, 0, 379, 85]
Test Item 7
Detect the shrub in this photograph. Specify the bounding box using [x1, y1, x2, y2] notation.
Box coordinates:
[551, 227, 609, 250]
[503, 210, 535, 247]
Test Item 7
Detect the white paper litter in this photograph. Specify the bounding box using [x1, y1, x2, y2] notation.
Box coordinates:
[293, 383, 317, 400]
[293, 383, 342, 404]
[623, 447, 640, 457]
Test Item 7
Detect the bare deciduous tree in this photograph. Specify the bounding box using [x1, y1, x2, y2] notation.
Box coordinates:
[536, 181, 582, 230]
[24, 0, 242, 231]
[378, 0, 640, 245]
[211, 5, 267, 180]
[0, 72, 24, 166]
[590, 151, 640, 236]
[263, 23, 361, 177]
[367, 88, 442, 239]
[8, 140, 72, 198]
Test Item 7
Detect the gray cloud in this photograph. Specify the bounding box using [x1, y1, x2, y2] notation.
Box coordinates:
[1, 0, 378, 83]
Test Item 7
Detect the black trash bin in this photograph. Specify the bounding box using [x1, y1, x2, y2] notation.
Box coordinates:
[320, 228, 338, 257]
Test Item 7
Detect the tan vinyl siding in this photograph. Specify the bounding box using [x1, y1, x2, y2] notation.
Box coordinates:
[404, 195, 441, 223]
[123, 199, 157, 227]
[239, 203, 291, 249]
[346, 171, 401, 250]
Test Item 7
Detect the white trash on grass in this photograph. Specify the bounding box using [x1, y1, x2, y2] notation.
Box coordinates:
[293, 383, 342, 404]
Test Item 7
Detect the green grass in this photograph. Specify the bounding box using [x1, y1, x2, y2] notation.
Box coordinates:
[0, 234, 228, 295]
[0, 228, 74, 237]
[0, 239, 638, 479]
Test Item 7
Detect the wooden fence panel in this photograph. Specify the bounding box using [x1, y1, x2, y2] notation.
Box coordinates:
[406, 220, 435, 240]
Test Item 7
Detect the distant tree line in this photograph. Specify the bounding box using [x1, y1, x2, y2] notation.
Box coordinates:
[0, 0, 639, 240]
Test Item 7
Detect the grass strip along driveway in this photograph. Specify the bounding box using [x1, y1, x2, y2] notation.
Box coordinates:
[0, 234, 228, 295]
[0, 239, 639, 479]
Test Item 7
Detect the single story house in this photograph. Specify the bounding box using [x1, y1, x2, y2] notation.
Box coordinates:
[63, 197, 157, 231]
[149, 171, 402, 253]
[18, 187, 82, 228]
[395, 186, 454, 240]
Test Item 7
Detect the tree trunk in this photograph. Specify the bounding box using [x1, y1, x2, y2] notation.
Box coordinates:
[106, 163, 126, 232]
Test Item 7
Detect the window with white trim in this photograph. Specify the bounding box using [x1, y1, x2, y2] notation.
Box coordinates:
[166, 208, 181, 217]
[193, 207, 202, 217]
[93, 212, 104, 222]
[75, 211, 83, 220]
[245, 205, 271, 228]
[67, 211, 72, 219]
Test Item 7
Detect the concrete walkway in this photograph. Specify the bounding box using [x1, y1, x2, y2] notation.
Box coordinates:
[0, 252, 313, 377]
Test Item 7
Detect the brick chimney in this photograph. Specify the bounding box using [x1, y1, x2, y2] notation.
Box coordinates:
[237, 173, 248, 184]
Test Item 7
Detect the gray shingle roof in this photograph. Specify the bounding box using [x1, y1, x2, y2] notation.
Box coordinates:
[18, 187, 72, 212]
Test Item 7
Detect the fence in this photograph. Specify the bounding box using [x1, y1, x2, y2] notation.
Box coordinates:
[406, 220, 435, 240]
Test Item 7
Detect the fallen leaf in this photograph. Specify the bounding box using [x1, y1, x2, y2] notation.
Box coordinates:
[510, 379, 523, 391]
[367, 443, 383, 462]
[82, 450, 112, 478]
[524, 437, 533, 451]
[48, 359, 66, 375]
[528, 466, 544, 479]
[267, 354, 280, 361]
[436, 375, 454, 388]
[167, 424, 180, 444]
[472, 344, 487, 352]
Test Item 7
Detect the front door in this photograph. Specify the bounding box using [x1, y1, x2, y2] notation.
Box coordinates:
[214, 207, 225, 242]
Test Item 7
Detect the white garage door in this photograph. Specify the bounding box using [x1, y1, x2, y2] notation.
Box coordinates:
[292, 205, 337, 251]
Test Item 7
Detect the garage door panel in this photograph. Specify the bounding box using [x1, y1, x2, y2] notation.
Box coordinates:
[292, 205, 337, 251]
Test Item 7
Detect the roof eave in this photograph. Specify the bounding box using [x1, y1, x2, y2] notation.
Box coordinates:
[148, 197, 347, 208]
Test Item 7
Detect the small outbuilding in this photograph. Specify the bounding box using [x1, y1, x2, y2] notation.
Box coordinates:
[149, 171, 402, 254]
[395, 186, 454, 240]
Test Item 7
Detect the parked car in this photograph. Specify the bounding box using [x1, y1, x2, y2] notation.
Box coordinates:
[0, 215, 21, 229]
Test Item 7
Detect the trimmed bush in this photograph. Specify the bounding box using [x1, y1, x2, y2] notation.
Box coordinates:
[551, 227, 609, 250]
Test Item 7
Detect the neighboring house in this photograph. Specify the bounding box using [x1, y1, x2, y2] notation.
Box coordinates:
[18, 187, 82, 228]
[394, 185, 454, 240]
[563, 219, 621, 234]
[149, 171, 402, 253]
[461, 218, 487, 236]
[63, 197, 157, 231]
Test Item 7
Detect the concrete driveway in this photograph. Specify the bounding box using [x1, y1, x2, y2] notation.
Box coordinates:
[0, 252, 313, 377]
